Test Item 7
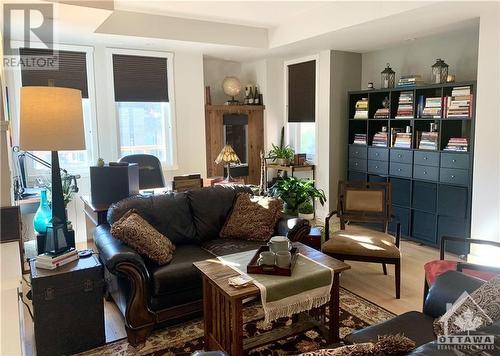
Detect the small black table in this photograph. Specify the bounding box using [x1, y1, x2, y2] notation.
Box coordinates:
[30, 254, 105, 356]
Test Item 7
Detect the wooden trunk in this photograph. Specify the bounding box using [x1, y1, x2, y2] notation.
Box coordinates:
[205, 105, 264, 185]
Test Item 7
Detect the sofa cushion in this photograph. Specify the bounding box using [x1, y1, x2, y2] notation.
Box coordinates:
[220, 193, 283, 241]
[107, 193, 199, 245]
[149, 245, 214, 296]
[345, 311, 436, 348]
[202, 238, 264, 257]
[424, 259, 497, 286]
[111, 209, 175, 265]
[187, 185, 252, 241]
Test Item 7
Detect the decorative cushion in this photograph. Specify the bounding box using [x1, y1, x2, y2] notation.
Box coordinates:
[321, 226, 400, 259]
[220, 193, 283, 241]
[424, 259, 498, 286]
[434, 274, 500, 335]
[111, 209, 175, 265]
[300, 334, 415, 355]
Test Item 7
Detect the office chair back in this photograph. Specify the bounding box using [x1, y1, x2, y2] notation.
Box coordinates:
[119, 154, 165, 189]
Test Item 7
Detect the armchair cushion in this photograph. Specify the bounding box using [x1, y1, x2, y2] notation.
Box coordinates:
[220, 193, 283, 241]
[424, 259, 497, 286]
[322, 226, 400, 259]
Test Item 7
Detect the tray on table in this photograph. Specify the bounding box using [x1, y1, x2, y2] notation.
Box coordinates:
[247, 245, 298, 276]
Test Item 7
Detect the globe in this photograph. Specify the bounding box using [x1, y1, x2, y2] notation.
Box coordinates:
[222, 76, 242, 97]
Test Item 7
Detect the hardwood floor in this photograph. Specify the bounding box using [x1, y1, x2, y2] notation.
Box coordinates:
[20, 238, 453, 354]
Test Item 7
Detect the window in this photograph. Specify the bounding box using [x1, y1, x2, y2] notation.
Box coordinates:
[111, 50, 175, 167]
[286, 59, 317, 162]
[18, 47, 95, 174]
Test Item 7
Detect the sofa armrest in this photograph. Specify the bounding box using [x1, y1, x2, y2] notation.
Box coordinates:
[94, 224, 150, 280]
[423, 270, 485, 318]
[276, 215, 311, 242]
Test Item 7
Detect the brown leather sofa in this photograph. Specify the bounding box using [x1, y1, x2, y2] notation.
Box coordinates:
[94, 185, 310, 345]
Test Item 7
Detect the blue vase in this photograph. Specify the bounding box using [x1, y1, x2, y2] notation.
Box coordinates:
[33, 189, 52, 234]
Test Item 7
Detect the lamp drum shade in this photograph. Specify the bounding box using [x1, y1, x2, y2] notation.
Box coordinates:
[19, 86, 85, 151]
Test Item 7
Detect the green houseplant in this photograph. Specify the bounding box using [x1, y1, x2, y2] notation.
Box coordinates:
[268, 143, 295, 166]
[269, 176, 326, 215]
[298, 201, 314, 220]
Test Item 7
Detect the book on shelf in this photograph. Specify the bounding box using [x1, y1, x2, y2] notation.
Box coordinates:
[444, 86, 472, 118]
[444, 137, 469, 152]
[420, 97, 442, 118]
[354, 98, 368, 119]
[397, 75, 425, 87]
[374, 108, 390, 119]
[395, 91, 414, 118]
[418, 131, 439, 150]
[35, 248, 79, 270]
[393, 132, 412, 148]
[353, 133, 367, 145]
[372, 132, 388, 147]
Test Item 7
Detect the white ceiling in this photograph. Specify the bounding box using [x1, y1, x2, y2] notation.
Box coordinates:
[3, 1, 486, 61]
[113, 1, 329, 28]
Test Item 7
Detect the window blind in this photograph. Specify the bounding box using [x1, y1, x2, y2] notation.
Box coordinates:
[287, 60, 316, 123]
[20, 48, 89, 98]
[112, 54, 169, 102]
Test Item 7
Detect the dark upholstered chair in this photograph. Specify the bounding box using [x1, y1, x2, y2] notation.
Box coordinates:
[423, 235, 500, 303]
[119, 154, 165, 189]
[322, 181, 401, 298]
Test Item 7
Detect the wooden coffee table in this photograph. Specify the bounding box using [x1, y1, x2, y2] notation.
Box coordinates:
[193, 242, 350, 356]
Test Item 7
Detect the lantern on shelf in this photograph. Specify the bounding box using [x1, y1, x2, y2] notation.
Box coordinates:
[381, 63, 395, 89]
[431, 59, 449, 84]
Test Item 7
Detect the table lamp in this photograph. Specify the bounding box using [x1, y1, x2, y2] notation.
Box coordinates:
[19, 86, 85, 254]
[215, 144, 241, 182]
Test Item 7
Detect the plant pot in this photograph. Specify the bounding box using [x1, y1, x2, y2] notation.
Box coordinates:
[276, 158, 289, 166]
[298, 212, 314, 220]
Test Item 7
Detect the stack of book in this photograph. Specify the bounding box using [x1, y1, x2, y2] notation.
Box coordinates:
[444, 86, 472, 118]
[372, 132, 388, 147]
[354, 98, 368, 119]
[397, 75, 424, 88]
[374, 108, 390, 118]
[444, 137, 469, 152]
[35, 248, 79, 270]
[353, 133, 367, 145]
[393, 132, 412, 148]
[421, 97, 442, 118]
[395, 91, 414, 118]
[418, 132, 439, 150]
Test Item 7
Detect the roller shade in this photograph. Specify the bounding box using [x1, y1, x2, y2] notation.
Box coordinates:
[112, 54, 169, 102]
[20, 48, 89, 98]
[287, 60, 315, 123]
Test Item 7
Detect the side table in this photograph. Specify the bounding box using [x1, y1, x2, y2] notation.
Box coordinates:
[81, 195, 109, 250]
[30, 255, 105, 355]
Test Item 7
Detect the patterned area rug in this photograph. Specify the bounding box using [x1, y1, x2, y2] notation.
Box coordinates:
[79, 288, 394, 356]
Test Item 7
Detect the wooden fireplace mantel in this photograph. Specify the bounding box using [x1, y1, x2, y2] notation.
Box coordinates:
[205, 105, 265, 185]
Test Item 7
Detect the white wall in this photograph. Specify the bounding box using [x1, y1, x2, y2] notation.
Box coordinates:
[329, 51, 362, 206]
[470, 5, 500, 255]
[362, 25, 479, 87]
[203, 57, 243, 105]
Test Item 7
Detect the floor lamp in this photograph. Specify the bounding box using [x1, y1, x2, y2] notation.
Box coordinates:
[19, 86, 85, 254]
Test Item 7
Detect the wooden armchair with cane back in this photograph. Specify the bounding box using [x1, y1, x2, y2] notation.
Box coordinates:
[322, 181, 402, 298]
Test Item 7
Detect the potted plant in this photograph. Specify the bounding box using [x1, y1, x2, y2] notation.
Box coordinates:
[298, 201, 314, 220]
[269, 176, 326, 216]
[268, 143, 295, 166]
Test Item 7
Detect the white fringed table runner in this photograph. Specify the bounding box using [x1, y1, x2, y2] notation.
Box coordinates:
[218, 250, 333, 325]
